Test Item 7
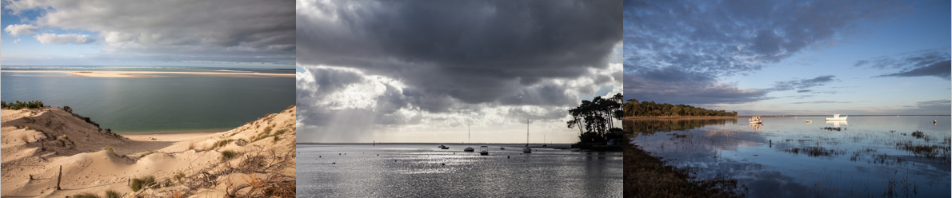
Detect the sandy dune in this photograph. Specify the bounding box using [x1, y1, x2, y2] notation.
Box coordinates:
[1, 70, 295, 78]
[1, 106, 296, 197]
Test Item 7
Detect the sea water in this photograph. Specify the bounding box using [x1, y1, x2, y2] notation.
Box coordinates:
[1, 67, 294, 133]
[297, 143, 623, 197]
[626, 116, 951, 198]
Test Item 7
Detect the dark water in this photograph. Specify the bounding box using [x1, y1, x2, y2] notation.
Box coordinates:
[626, 116, 951, 198]
[1, 69, 294, 133]
[297, 143, 623, 197]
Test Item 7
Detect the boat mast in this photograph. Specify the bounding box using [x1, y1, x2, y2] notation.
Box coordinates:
[526, 118, 529, 146]
[468, 123, 471, 144]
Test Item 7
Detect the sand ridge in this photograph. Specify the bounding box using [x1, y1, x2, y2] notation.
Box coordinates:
[1, 106, 296, 197]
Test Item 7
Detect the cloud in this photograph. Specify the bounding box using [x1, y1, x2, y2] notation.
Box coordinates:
[771, 75, 837, 91]
[33, 33, 95, 44]
[295, 0, 622, 142]
[298, 0, 621, 105]
[876, 60, 951, 80]
[4, 24, 38, 36]
[624, 66, 771, 104]
[12, 39, 21, 44]
[623, 0, 906, 105]
[855, 48, 951, 80]
[5, 0, 295, 64]
[790, 100, 850, 104]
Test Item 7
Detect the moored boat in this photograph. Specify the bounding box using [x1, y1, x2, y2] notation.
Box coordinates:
[749, 116, 762, 124]
[825, 114, 848, 121]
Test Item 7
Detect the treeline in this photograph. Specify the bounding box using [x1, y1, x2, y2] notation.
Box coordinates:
[623, 99, 737, 117]
[624, 119, 737, 136]
[567, 93, 624, 143]
[1, 100, 45, 110]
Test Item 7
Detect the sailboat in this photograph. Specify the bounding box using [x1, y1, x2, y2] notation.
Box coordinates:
[523, 118, 532, 154]
[464, 123, 474, 152]
[542, 134, 547, 147]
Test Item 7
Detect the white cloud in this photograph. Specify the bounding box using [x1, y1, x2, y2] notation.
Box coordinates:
[34, 33, 96, 44]
[5, 0, 295, 64]
[4, 24, 39, 36]
[12, 39, 22, 44]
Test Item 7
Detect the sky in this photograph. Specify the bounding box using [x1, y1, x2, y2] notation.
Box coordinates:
[296, 0, 623, 143]
[624, 0, 951, 115]
[0, 0, 295, 67]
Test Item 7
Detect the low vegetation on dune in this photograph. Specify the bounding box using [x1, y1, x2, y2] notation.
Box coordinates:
[1, 100, 45, 110]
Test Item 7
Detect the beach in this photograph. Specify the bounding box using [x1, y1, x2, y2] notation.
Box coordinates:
[1, 106, 297, 197]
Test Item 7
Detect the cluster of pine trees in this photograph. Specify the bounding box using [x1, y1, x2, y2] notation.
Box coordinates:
[623, 99, 737, 117]
[567, 93, 624, 143]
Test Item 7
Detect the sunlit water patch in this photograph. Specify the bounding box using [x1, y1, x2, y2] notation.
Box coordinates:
[297, 143, 622, 197]
[626, 116, 950, 198]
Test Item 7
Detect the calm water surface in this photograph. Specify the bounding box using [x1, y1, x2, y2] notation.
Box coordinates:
[297, 143, 623, 197]
[627, 116, 951, 198]
[1, 68, 294, 133]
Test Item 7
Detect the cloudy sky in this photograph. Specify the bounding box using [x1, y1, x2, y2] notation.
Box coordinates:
[296, 0, 623, 143]
[1, 0, 294, 67]
[624, 0, 950, 115]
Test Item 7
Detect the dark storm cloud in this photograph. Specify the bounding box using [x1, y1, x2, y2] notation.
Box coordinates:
[623, 0, 906, 104]
[856, 48, 951, 80]
[297, 0, 622, 106]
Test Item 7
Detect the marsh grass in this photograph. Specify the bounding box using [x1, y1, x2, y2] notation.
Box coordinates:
[783, 146, 845, 157]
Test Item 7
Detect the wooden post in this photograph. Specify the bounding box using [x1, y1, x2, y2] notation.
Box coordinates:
[56, 165, 62, 190]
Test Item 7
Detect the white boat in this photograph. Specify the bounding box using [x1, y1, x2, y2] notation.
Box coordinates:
[439, 145, 449, 149]
[479, 146, 489, 155]
[805, 120, 812, 123]
[825, 114, 848, 121]
[523, 118, 532, 154]
[749, 116, 762, 124]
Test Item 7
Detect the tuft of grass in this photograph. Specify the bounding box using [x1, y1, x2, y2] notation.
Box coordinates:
[130, 176, 156, 192]
[272, 129, 287, 136]
[188, 142, 195, 150]
[139, 150, 157, 158]
[103, 146, 118, 157]
[221, 150, 239, 161]
[174, 171, 186, 182]
[210, 139, 235, 150]
[72, 192, 101, 198]
[105, 190, 120, 198]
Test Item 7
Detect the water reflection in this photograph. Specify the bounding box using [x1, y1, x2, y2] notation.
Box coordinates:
[749, 123, 761, 130]
[625, 116, 951, 198]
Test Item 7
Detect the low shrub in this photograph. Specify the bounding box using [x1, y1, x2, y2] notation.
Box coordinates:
[130, 176, 156, 192]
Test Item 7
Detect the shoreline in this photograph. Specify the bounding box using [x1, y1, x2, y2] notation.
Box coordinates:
[624, 116, 753, 121]
[624, 136, 745, 197]
[1, 70, 295, 78]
